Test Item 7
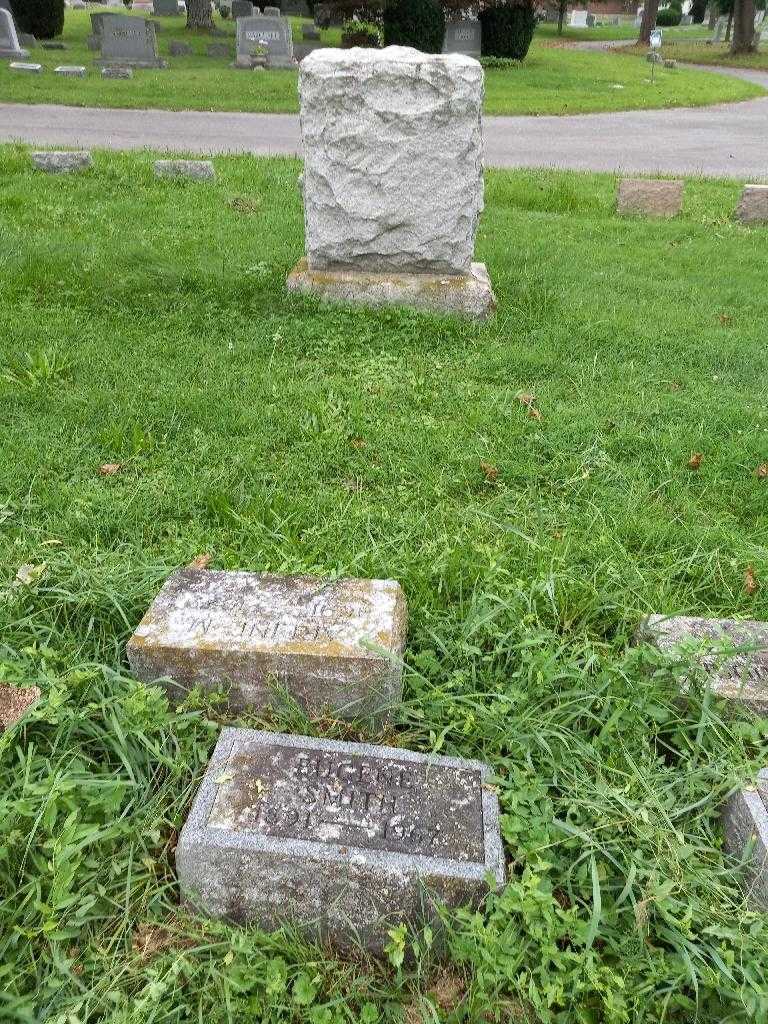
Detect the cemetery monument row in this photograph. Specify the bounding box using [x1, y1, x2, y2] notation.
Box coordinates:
[0, 7, 29, 59]
[286, 47, 496, 319]
[127, 569, 407, 721]
[176, 728, 505, 951]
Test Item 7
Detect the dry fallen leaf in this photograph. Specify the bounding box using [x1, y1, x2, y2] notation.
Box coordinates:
[688, 452, 703, 470]
[518, 393, 542, 421]
[480, 460, 499, 483]
[745, 566, 758, 595]
[187, 553, 213, 570]
[756, 463, 768, 479]
[717, 313, 733, 327]
[348, 436, 366, 450]
[99, 463, 122, 476]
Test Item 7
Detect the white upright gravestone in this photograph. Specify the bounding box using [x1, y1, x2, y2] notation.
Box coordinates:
[0, 6, 28, 59]
[286, 47, 496, 319]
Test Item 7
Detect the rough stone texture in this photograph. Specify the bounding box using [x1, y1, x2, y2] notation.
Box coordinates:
[640, 614, 768, 713]
[176, 728, 505, 951]
[41, 40, 66, 49]
[442, 20, 481, 58]
[101, 65, 133, 78]
[617, 178, 683, 218]
[9, 61, 40, 72]
[55, 64, 87, 76]
[127, 569, 407, 720]
[736, 184, 768, 225]
[722, 768, 768, 909]
[169, 40, 192, 55]
[0, 8, 28, 58]
[154, 158, 216, 180]
[287, 257, 496, 320]
[96, 15, 167, 68]
[0, 684, 40, 732]
[299, 47, 484, 275]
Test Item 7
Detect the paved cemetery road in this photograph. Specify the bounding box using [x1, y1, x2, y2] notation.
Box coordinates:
[2, 65, 768, 176]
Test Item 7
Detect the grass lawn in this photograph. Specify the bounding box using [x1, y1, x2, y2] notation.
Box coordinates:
[0, 8, 762, 115]
[536, 21, 713, 41]
[2, 143, 768, 1021]
[663, 40, 768, 70]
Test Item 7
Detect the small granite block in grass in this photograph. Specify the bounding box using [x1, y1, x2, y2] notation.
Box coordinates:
[641, 614, 768, 713]
[736, 184, 768, 225]
[169, 40, 192, 56]
[176, 728, 505, 952]
[127, 569, 407, 721]
[154, 159, 216, 181]
[55, 65, 87, 77]
[9, 61, 42, 72]
[31, 150, 93, 173]
[101, 66, 133, 78]
[206, 42, 230, 58]
[40, 40, 66, 50]
[722, 768, 768, 909]
[617, 178, 684, 218]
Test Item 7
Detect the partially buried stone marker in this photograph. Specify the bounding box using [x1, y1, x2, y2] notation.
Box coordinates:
[722, 767, 768, 909]
[31, 151, 93, 173]
[101, 65, 133, 78]
[127, 569, 407, 720]
[641, 614, 768, 713]
[154, 159, 216, 180]
[286, 46, 496, 319]
[176, 728, 505, 951]
[617, 178, 684, 218]
[9, 61, 42, 72]
[736, 184, 768, 225]
[55, 65, 87, 76]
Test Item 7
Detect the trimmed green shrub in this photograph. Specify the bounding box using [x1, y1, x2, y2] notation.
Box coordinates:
[11, 0, 65, 38]
[479, 0, 536, 60]
[656, 7, 682, 25]
[341, 18, 381, 45]
[383, 0, 445, 53]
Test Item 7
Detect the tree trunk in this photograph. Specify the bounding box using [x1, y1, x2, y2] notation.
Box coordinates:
[731, 0, 756, 51]
[637, 0, 659, 44]
[186, 0, 214, 31]
[558, 0, 565, 33]
[708, 5, 717, 28]
[725, 8, 733, 39]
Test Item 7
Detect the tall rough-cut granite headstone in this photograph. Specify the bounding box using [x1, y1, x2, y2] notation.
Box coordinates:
[176, 728, 505, 951]
[442, 19, 481, 57]
[641, 614, 768, 713]
[286, 47, 496, 319]
[722, 767, 768, 909]
[235, 12, 293, 66]
[96, 15, 168, 67]
[0, 7, 29, 59]
[127, 569, 408, 721]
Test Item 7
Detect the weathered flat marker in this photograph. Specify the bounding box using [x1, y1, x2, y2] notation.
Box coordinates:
[176, 728, 505, 951]
[722, 768, 768, 909]
[617, 178, 683, 218]
[641, 614, 768, 713]
[127, 569, 407, 720]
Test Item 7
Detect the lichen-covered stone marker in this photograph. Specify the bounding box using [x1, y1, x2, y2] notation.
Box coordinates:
[641, 614, 768, 713]
[736, 184, 768, 225]
[722, 768, 768, 909]
[617, 178, 684, 218]
[154, 159, 216, 181]
[31, 151, 93, 173]
[127, 569, 407, 720]
[286, 46, 496, 319]
[177, 728, 505, 951]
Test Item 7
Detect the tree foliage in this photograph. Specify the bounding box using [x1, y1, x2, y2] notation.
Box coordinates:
[382, 0, 445, 52]
[11, 0, 64, 39]
[479, 0, 536, 58]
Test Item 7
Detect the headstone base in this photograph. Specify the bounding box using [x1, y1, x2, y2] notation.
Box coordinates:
[1, 47, 30, 58]
[722, 769, 768, 909]
[96, 57, 168, 68]
[177, 728, 505, 953]
[286, 259, 496, 320]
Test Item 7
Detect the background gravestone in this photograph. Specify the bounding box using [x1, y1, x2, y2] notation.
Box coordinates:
[176, 728, 505, 951]
[442, 20, 481, 57]
[736, 184, 768, 225]
[0, 7, 29, 59]
[235, 12, 293, 67]
[127, 569, 407, 720]
[96, 15, 168, 67]
[617, 178, 683, 218]
[722, 767, 768, 909]
[231, 0, 254, 17]
[153, 0, 179, 15]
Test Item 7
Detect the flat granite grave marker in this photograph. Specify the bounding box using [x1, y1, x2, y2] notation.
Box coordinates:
[736, 184, 768, 225]
[287, 47, 496, 319]
[0, 8, 29, 58]
[235, 12, 293, 66]
[641, 614, 768, 713]
[96, 15, 167, 68]
[722, 767, 768, 909]
[55, 64, 87, 76]
[127, 569, 407, 720]
[176, 728, 505, 951]
[10, 61, 42, 71]
[617, 178, 684, 218]
[101, 64, 133, 77]
[32, 150, 93, 173]
[154, 158, 216, 180]
[169, 39, 192, 55]
[442, 19, 481, 57]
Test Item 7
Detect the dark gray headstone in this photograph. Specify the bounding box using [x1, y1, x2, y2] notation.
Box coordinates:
[169, 39, 192, 54]
[442, 20, 481, 57]
[235, 12, 292, 66]
[153, 0, 178, 14]
[19, 31, 35, 47]
[641, 614, 768, 713]
[0, 7, 28, 58]
[302, 24, 319, 39]
[41, 40, 66, 49]
[206, 41, 230, 56]
[96, 15, 168, 67]
[176, 728, 505, 951]
[231, 0, 253, 14]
